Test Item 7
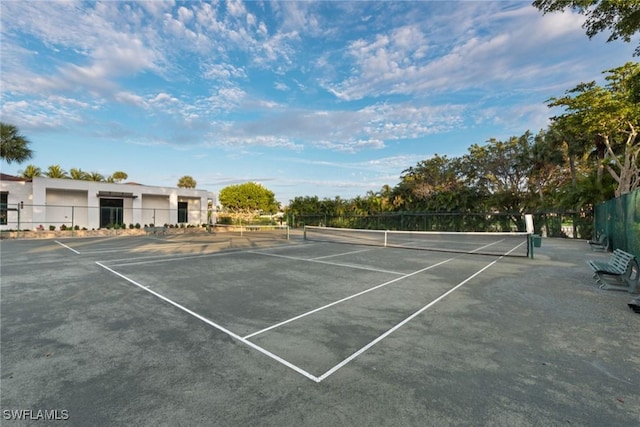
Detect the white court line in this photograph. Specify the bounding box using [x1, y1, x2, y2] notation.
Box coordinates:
[54, 240, 80, 254]
[316, 258, 499, 382]
[82, 240, 229, 260]
[79, 240, 232, 255]
[105, 247, 251, 267]
[95, 261, 321, 383]
[312, 248, 375, 260]
[243, 257, 454, 340]
[316, 240, 528, 382]
[247, 250, 405, 275]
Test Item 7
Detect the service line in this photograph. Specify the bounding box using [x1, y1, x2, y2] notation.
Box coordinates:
[316, 256, 501, 382]
[243, 257, 454, 340]
[95, 261, 321, 383]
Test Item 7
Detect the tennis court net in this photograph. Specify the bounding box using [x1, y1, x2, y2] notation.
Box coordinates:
[304, 226, 532, 257]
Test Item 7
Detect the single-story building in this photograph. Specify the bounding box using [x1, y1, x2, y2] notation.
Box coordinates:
[0, 174, 216, 230]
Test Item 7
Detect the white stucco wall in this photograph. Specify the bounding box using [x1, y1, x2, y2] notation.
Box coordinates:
[0, 179, 33, 229]
[1, 176, 216, 230]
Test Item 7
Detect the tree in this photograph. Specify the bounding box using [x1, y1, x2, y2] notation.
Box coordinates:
[45, 164, 68, 179]
[527, 129, 569, 207]
[533, 0, 640, 56]
[19, 164, 42, 179]
[1, 123, 33, 164]
[219, 182, 278, 214]
[111, 171, 128, 183]
[177, 175, 196, 188]
[547, 62, 640, 196]
[87, 171, 105, 182]
[395, 154, 471, 211]
[69, 168, 89, 180]
[461, 132, 536, 213]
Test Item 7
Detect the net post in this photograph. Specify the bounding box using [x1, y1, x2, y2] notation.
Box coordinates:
[286, 225, 290, 240]
[303, 226, 307, 240]
[384, 230, 388, 247]
[528, 233, 534, 259]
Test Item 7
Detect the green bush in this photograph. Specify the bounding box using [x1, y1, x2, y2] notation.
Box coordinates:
[49, 225, 56, 231]
[217, 216, 233, 225]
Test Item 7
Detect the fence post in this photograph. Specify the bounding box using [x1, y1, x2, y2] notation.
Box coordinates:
[17, 203, 21, 238]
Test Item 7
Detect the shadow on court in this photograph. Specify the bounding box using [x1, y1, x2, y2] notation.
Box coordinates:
[1, 234, 638, 426]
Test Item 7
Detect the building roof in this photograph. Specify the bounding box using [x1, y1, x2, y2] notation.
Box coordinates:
[0, 173, 31, 182]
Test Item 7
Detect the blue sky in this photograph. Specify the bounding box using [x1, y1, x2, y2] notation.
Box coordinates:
[1, 1, 637, 206]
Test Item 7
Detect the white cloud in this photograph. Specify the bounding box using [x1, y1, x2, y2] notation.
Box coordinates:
[114, 92, 149, 109]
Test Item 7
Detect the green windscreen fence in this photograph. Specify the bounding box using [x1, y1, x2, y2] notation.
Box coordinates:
[594, 189, 640, 257]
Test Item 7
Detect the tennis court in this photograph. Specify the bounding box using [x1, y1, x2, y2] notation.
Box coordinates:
[63, 228, 530, 382]
[1, 230, 638, 426]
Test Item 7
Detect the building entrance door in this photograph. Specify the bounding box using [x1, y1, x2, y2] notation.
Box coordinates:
[100, 198, 123, 228]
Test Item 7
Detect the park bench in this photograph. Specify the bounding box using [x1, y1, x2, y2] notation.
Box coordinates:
[144, 225, 167, 235]
[587, 249, 639, 293]
[588, 232, 609, 251]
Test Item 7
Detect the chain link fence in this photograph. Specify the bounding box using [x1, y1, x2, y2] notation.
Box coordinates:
[288, 211, 593, 239]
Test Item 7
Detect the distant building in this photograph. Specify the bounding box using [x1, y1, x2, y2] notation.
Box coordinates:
[0, 174, 216, 230]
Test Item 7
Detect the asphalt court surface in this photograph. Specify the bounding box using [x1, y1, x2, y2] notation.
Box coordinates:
[59, 234, 509, 380]
[2, 233, 638, 426]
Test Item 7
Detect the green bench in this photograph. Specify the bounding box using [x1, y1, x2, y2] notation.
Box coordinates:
[587, 249, 639, 293]
[588, 232, 609, 251]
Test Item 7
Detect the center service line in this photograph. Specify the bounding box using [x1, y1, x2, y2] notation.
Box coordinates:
[95, 261, 321, 383]
[316, 256, 502, 383]
[243, 257, 455, 340]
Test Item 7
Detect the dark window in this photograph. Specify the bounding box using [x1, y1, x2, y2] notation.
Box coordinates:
[178, 201, 188, 223]
[0, 192, 7, 225]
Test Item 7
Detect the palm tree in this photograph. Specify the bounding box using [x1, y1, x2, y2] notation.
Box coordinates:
[87, 172, 105, 182]
[45, 164, 68, 179]
[69, 168, 89, 180]
[19, 164, 42, 179]
[177, 175, 196, 188]
[1, 123, 33, 164]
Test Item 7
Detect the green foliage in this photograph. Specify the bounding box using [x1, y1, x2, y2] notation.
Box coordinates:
[45, 164, 68, 179]
[533, 0, 640, 56]
[87, 171, 105, 182]
[216, 215, 233, 225]
[177, 175, 197, 188]
[19, 164, 42, 179]
[0, 123, 33, 164]
[547, 62, 640, 197]
[69, 168, 89, 180]
[111, 171, 128, 183]
[219, 182, 279, 214]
